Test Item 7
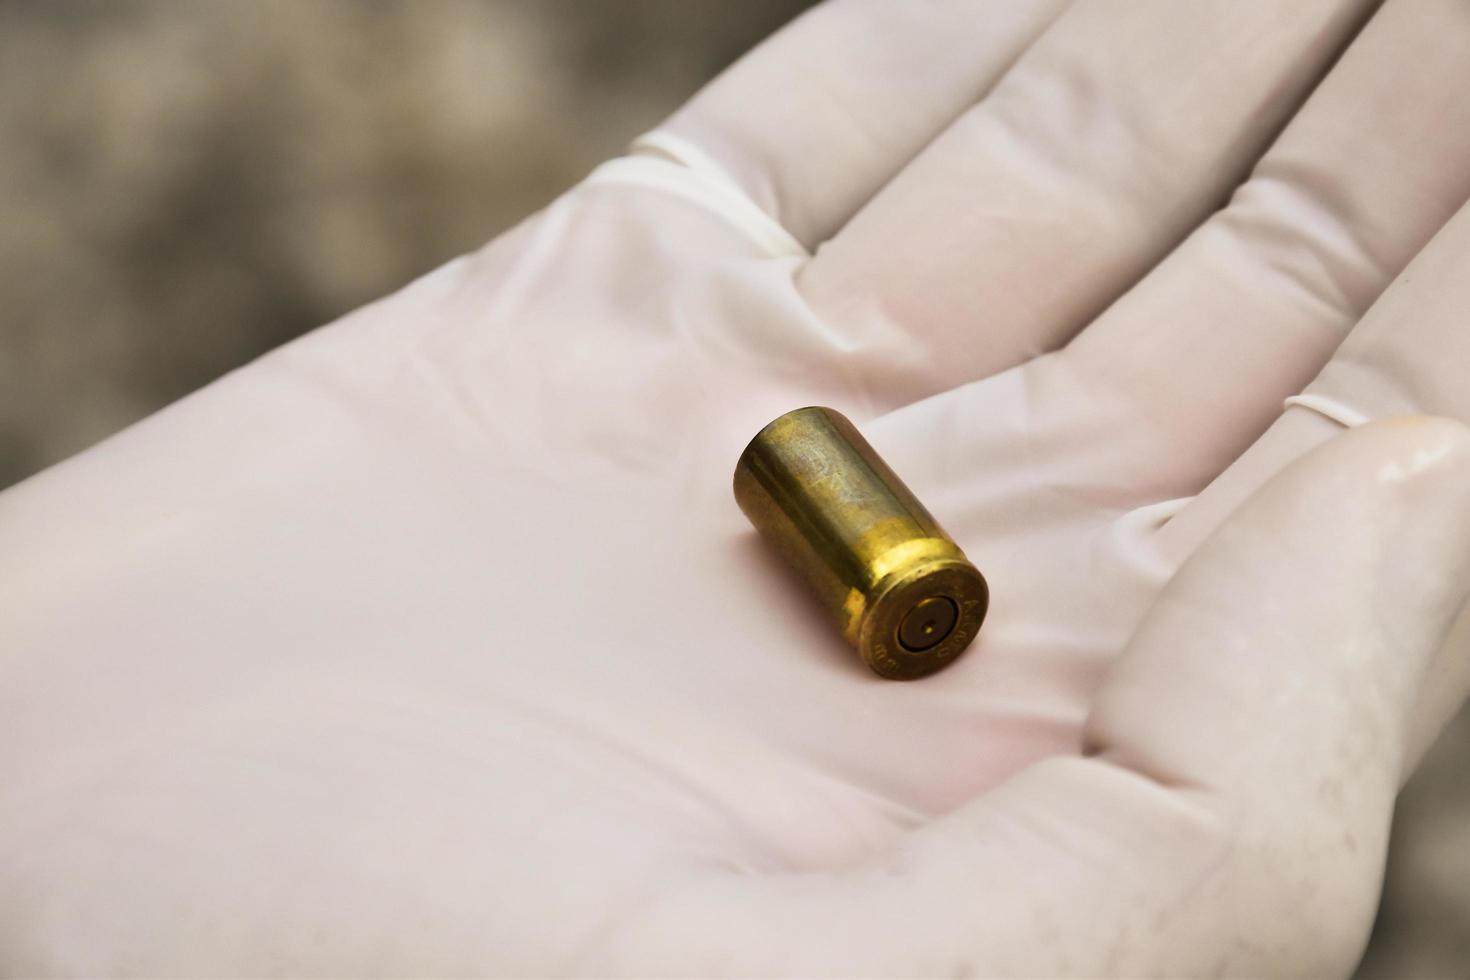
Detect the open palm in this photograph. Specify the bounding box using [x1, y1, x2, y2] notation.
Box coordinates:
[8, 1, 1470, 976]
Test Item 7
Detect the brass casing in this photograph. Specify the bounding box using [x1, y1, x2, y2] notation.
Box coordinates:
[733, 406, 988, 680]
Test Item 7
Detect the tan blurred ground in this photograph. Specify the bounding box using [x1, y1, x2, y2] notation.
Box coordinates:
[0, 2, 1463, 976]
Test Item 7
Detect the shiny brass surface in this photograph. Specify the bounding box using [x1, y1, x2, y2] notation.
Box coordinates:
[733, 406, 988, 680]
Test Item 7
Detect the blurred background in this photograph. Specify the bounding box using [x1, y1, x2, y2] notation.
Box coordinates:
[0, 2, 1463, 975]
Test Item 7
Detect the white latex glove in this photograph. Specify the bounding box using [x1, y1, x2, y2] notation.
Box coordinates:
[5, 0, 1470, 975]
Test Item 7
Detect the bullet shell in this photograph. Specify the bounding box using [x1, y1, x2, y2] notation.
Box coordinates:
[734, 406, 988, 680]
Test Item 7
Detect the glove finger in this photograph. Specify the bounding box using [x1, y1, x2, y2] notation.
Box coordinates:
[589, 417, 1470, 978]
[652, 0, 1069, 249]
[1160, 195, 1470, 564]
[793, 0, 1375, 408]
[1152, 194, 1470, 772]
[1058, 0, 1470, 503]
[1075, 417, 1470, 976]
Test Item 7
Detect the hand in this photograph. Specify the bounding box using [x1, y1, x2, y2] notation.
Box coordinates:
[5, 1, 1470, 975]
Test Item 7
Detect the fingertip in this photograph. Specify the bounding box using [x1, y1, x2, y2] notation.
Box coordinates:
[1275, 414, 1470, 512]
[1365, 414, 1470, 478]
[1336, 413, 1470, 463]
